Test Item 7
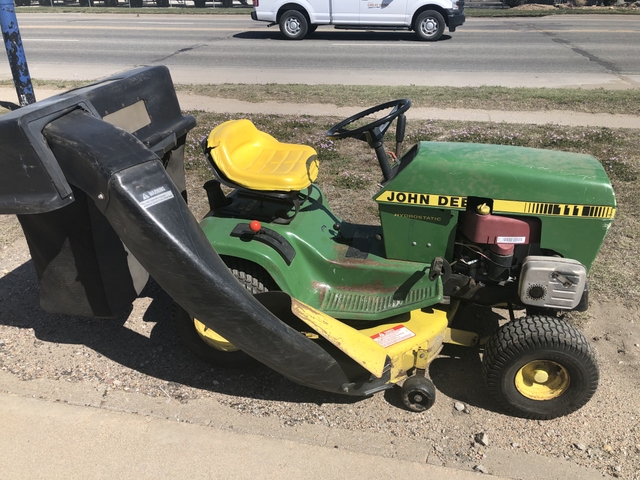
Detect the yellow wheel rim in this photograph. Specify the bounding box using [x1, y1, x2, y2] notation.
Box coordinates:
[194, 318, 239, 352]
[515, 360, 570, 400]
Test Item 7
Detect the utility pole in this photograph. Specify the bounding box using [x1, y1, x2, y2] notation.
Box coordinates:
[0, 0, 35, 106]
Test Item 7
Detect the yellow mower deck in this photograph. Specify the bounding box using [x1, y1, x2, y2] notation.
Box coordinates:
[197, 295, 476, 388]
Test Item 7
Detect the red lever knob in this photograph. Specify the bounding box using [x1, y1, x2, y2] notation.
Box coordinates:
[249, 220, 261, 233]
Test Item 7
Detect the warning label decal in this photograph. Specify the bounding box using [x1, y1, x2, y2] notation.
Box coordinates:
[371, 325, 416, 348]
[139, 186, 174, 209]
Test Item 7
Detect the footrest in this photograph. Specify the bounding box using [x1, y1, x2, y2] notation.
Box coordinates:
[319, 276, 441, 320]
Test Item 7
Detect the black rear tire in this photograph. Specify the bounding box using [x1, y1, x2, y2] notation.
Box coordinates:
[483, 315, 599, 419]
[194, 0, 206, 7]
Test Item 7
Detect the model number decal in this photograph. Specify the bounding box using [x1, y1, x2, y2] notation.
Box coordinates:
[493, 200, 615, 219]
[497, 236, 526, 244]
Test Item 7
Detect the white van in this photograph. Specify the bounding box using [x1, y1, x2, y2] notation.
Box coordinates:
[251, 0, 465, 42]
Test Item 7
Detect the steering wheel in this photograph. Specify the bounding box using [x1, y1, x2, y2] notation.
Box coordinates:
[326, 99, 411, 182]
[326, 99, 411, 142]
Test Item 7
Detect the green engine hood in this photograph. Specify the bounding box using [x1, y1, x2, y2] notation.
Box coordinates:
[378, 142, 616, 210]
[375, 142, 616, 270]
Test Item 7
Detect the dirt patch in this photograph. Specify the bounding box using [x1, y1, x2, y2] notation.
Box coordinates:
[0, 216, 22, 251]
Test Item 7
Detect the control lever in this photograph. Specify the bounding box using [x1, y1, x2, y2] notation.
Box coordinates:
[429, 257, 451, 282]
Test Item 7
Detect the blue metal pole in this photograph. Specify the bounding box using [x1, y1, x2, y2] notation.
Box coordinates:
[0, 0, 35, 106]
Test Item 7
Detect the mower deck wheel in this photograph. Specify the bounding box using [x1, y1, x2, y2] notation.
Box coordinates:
[400, 375, 436, 412]
[482, 315, 599, 420]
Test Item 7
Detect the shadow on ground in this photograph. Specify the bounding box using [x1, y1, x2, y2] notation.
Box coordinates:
[0, 260, 499, 412]
[234, 30, 452, 42]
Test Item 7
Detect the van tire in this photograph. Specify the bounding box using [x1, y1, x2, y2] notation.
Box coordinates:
[414, 10, 445, 42]
[279, 10, 308, 40]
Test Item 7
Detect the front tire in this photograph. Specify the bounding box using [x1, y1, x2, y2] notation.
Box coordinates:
[483, 316, 599, 419]
[414, 10, 445, 42]
[279, 10, 308, 40]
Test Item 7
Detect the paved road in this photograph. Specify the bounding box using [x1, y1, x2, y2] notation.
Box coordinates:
[3, 13, 640, 87]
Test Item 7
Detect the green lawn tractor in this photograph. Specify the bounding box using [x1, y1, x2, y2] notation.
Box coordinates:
[176, 99, 616, 419]
[0, 69, 615, 420]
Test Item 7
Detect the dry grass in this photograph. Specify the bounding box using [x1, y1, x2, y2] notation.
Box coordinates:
[184, 111, 640, 304]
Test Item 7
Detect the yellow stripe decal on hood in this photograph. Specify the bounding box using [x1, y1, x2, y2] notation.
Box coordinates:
[493, 200, 615, 219]
[376, 191, 615, 219]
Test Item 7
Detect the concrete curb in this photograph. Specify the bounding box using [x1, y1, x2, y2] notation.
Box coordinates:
[0, 371, 505, 480]
[0, 370, 607, 480]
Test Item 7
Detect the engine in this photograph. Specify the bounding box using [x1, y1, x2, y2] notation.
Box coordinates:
[374, 141, 615, 314]
[450, 203, 587, 311]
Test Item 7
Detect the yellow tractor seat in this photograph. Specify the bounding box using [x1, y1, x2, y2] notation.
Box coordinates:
[205, 119, 319, 192]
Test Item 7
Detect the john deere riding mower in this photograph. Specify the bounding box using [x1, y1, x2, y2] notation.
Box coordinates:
[0, 70, 614, 420]
[180, 98, 615, 419]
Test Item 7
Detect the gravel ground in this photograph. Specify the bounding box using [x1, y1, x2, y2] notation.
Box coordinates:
[1, 182, 639, 479]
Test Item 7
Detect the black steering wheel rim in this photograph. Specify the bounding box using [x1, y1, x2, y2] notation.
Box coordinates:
[326, 99, 411, 140]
